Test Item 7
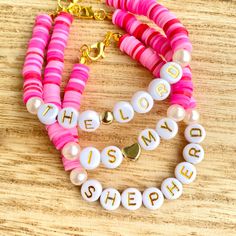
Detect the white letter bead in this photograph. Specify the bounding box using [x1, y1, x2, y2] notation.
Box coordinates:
[81, 179, 102, 202]
[79, 147, 101, 170]
[100, 188, 121, 211]
[161, 178, 183, 200]
[101, 146, 123, 169]
[175, 162, 197, 184]
[57, 107, 79, 129]
[142, 187, 164, 210]
[37, 103, 59, 125]
[183, 143, 204, 164]
[160, 62, 183, 84]
[78, 110, 100, 132]
[156, 118, 178, 140]
[121, 188, 142, 211]
[148, 79, 171, 101]
[138, 129, 160, 151]
[131, 91, 154, 114]
[184, 124, 206, 143]
[113, 101, 134, 123]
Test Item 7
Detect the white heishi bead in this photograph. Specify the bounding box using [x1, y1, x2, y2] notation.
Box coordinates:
[142, 187, 164, 210]
[78, 110, 100, 132]
[37, 103, 59, 125]
[101, 146, 123, 169]
[156, 118, 178, 140]
[57, 107, 79, 129]
[175, 162, 197, 184]
[185, 124, 206, 143]
[121, 188, 142, 211]
[160, 62, 183, 84]
[26, 97, 44, 115]
[79, 147, 101, 170]
[148, 79, 171, 101]
[161, 178, 183, 200]
[81, 179, 102, 202]
[138, 129, 160, 151]
[183, 143, 205, 164]
[113, 101, 134, 123]
[70, 168, 87, 186]
[100, 188, 121, 211]
[167, 104, 186, 122]
[131, 91, 154, 114]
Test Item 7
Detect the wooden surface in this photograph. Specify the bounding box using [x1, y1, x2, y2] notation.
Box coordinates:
[0, 0, 236, 235]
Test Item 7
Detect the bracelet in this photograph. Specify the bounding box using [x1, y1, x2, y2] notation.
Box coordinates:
[22, 0, 206, 211]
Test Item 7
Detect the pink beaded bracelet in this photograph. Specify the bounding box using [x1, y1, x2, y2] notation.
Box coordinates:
[22, 0, 206, 211]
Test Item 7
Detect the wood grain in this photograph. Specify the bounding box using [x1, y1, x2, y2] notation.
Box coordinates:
[0, 0, 236, 235]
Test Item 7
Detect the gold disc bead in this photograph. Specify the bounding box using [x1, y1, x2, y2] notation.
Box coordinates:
[100, 111, 114, 125]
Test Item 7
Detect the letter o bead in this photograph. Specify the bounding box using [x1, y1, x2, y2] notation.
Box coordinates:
[184, 124, 206, 143]
[58, 107, 79, 129]
[148, 79, 171, 101]
[101, 146, 123, 169]
[113, 101, 134, 123]
[156, 118, 178, 140]
[37, 103, 59, 125]
[160, 62, 183, 84]
[78, 110, 100, 132]
[121, 188, 142, 211]
[100, 188, 121, 211]
[79, 147, 101, 170]
[138, 129, 160, 151]
[183, 143, 205, 164]
[131, 91, 154, 114]
[142, 187, 164, 210]
[81, 179, 103, 202]
[175, 162, 197, 184]
[161, 178, 183, 200]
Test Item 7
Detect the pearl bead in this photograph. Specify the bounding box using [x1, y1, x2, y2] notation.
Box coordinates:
[26, 97, 44, 115]
[62, 142, 81, 161]
[184, 109, 200, 124]
[70, 168, 88, 186]
[173, 49, 192, 67]
[167, 104, 186, 122]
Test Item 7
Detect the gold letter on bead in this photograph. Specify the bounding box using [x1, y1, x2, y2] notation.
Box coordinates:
[156, 84, 168, 97]
[167, 65, 180, 79]
[190, 128, 202, 137]
[149, 192, 159, 206]
[119, 109, 129, 121]
[85, 186, 96, 198]
[84, 120, 94, 130]
[62, 110, 74, 124]
[166, 181, 180, 196]
[42, 105, 53, 116]
[138, 97, 149, 110]
[180, 166, 193, 179]
[189, 148, 201, 158]
[161, 121, 173, 132]
[141, 131, 156, 147]
[128, 192, 136, 206]
[107, 149, 117, 163]
[105, 191, 117, 206]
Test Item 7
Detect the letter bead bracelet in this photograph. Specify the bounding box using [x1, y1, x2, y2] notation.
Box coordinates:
[22, 0, 206, 211]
